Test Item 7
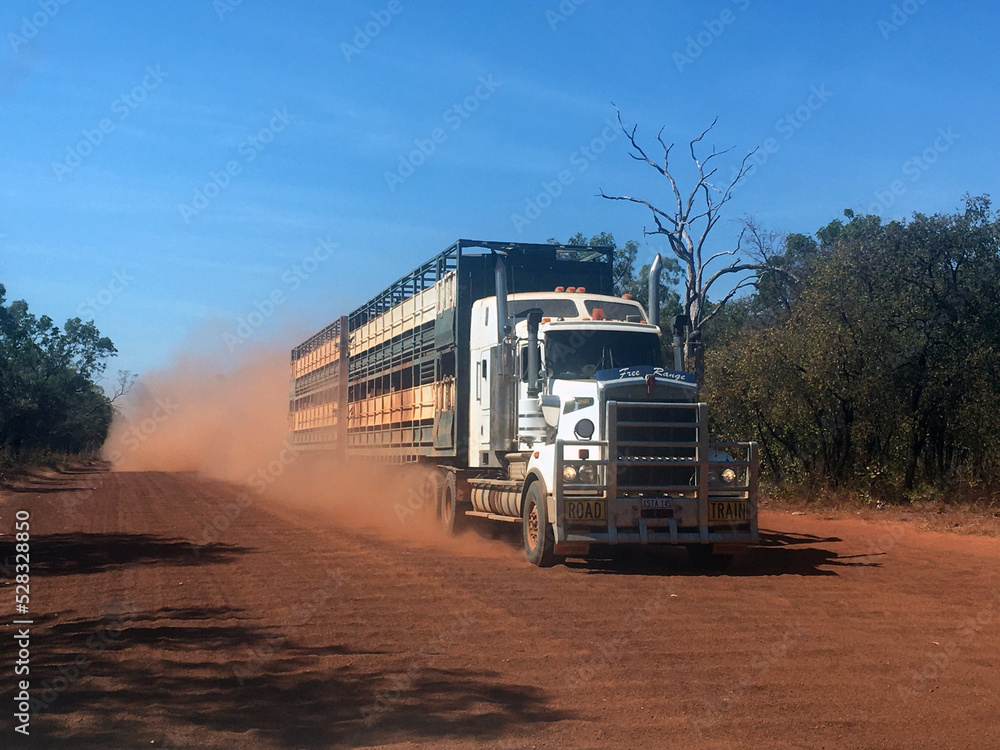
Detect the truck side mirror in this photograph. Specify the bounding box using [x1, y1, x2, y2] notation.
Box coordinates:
[539, 395, 560, 428]
[526, 310, 543, 397]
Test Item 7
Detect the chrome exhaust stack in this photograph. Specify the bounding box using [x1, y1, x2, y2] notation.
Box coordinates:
[672, 315, 686, 372]
[648, 252, 662, 328]
[526, 310, 542, 397]
[494, 252, 510, 342]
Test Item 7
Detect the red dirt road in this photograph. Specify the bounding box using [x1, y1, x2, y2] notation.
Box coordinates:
[2, 467, 999, 749]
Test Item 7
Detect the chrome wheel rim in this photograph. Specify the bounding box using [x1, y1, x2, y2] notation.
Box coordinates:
[527, 504, 539, 549]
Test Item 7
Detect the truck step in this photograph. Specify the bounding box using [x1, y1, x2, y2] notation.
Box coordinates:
[465, 510, 520, 523]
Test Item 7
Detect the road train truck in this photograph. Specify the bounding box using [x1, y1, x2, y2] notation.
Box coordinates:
[288, 240, 758, 566]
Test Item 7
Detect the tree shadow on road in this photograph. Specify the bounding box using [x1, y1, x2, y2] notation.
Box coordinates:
[0, 461, 105, 491]
[566, 528, 880, 577]
[51, 461, 110, 476]
[0, 533, 248, 576]
[5, 605, 569, 749]
[4, 484, 95, 494]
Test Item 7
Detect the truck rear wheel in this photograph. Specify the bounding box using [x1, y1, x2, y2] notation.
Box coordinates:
[522, 483, 555, 567]
[438, 471, 459, 535]
[421, 470, 441, 520]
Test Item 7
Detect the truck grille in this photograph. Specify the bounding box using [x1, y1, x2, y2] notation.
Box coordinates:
[610, 401, 703, 497]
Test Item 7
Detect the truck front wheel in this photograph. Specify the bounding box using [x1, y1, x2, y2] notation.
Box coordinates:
[522, 483, 555, 567]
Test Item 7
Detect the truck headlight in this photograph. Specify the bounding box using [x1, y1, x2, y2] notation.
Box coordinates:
[574, 419, 595, 439]
[706, 467, 738, 487]
[578, 464, 597, 484]
[563, 465, 578, 482]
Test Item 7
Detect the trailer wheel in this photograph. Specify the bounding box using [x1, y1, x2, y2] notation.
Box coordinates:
[686, 544, 734, 571]
[522, 483, 555, 567]
[421, 470, 441, 520]
[438, 471, 459, 535]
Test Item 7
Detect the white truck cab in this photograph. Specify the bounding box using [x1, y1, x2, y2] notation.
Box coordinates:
[465, 285, 757, 567]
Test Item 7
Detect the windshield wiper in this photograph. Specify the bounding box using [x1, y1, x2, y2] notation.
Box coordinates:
[600, 345, 615, 371]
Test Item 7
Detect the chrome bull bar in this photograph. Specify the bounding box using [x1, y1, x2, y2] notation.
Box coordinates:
[552, 401, 759, 546]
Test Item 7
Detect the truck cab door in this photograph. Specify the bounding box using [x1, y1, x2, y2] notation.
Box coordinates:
[471, 343, 517, 467]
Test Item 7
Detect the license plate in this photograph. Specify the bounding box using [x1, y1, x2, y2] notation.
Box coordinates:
[708, 500, 749, 523]
[564, 499, 606, 523]
[641, 498, 672, 509]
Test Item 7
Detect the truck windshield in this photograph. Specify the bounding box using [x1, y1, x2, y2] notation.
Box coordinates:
[508, 298, 579, 319]
[544, 330, 662, 379]
[584, 300, 645, 321]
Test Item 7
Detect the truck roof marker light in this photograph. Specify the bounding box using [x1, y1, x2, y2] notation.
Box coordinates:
[542, 317, 551, 323]
[567, 286, 577, 292]
[622, 293, 632, 299]
[555, 286, 565, 292]
[592, 308, 605, 320]
[577, 287, 586, 293]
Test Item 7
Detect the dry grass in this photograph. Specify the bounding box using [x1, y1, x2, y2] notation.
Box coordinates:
[761, 481, 1000, 538]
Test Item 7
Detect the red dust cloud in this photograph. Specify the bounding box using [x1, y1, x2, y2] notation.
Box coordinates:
[102, 346, 519, 559]
[104, 347, 290, 482]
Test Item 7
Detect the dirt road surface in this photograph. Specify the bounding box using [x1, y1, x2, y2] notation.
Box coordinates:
[1, 467, 998, 749]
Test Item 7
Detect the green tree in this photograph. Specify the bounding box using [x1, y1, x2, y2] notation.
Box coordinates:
[0, 283, 119, 457]
[706, 196, 1000, 497]
[741, 218, 820, 322]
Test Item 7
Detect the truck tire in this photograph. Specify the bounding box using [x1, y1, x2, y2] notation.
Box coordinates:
[438, 471, 459, 535]
[686, 544, 734, 571]
[522, 482, 555, 567]
[421, 470, 441, 520]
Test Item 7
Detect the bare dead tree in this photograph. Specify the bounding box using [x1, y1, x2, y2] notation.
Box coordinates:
[738, 215, 805, 316]
[738, 215, 785, 265]
[600, 106, 781, 381]
[108, 370, 137, 412]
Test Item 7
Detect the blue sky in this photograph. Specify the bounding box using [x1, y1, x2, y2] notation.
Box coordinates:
[1, 0, 996, 382]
